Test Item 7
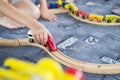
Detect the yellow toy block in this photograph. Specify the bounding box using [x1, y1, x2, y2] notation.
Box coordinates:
[58, 0, 63, 6]
[106, 15, 120, 23]
[63, 73, 77, 80]
[89, 14, 104, 22]
[64, 4, 70, 9]
[36, 57, 64, 80]
[4, 58, 34, 71]
[0, 68, 25, 80]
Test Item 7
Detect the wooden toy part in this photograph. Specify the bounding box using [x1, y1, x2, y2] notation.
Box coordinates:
[45, 36, 57, 52]
[49, 8, 69, 14]
[0, 38, 120, 74]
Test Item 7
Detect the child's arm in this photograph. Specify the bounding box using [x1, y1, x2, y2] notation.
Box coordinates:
[0, 1, 52, 44]
[8, 0, 12, 3]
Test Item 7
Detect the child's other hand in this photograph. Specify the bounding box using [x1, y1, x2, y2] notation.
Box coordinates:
[41, 8, 57, 21]
[31, 23, 53, 45]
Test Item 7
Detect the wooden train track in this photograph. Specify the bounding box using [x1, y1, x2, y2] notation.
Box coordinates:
[49, 8, 69, 14]
[0, 38, 120, 74]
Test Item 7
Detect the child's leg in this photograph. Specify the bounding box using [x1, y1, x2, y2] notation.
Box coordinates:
[13, 0, 40, 20]
[0, 0, 40, 29]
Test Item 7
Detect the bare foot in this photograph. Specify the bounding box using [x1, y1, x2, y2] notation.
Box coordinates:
[41, 8, 57, 21]
[0, 16, 25, 29]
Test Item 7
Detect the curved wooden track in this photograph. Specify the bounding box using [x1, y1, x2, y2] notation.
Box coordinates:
[0, 38, 120, 74]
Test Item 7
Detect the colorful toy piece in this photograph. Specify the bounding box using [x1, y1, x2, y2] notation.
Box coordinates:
[0, 57, 85, 80]
[36, 57, 64, 80]
[64, 3, 70, 9]
[27, 30, 57, 52]
[2, 58, 64, 80]
[62, 1, 70, 9]
[88, 14, 104, 22]
[48, 3, 60, 9]
[106, 15, 120, 23]
[76, 10, 89, 19]
[4, 58, 35, 71]
[45, 36, 57, 52]
[58, 0, 63, 6]
[69, 3, 79, 14]
[65, 67, 85, 80]
[0, 68, 24, 80]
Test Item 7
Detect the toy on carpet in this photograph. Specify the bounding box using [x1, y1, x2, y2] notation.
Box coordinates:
[27, 30, 57, 52]
[0, 57, 85, 80]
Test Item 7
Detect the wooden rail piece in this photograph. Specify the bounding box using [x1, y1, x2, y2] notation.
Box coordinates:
[49, 9, 69, 14]
[0, 38, 120, 74]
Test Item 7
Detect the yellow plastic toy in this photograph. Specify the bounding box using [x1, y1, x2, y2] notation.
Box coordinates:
[63, 73, 77, 80]
[36, 58, 64, 80]
[0, 57, 84, 80]
[4, 58, 35, 71]
[64, 4, 70, 9]
[106, 15, 120, 23]
[69, 3, 78, 14]
[58, 0, 63, 6]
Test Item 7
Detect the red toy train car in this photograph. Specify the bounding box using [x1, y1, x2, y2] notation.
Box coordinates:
[76, 10, 89, 19]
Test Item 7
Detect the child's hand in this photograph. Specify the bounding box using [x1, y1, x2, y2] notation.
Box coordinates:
[41, 7, 57, 21]
[31, 23, 53, 45]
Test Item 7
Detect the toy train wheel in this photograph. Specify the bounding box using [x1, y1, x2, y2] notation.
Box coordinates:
[72, 10, 74, 14]
[29, 38, 34, 43]
[116, 19, 120, 23]
[76, 13, 79, 17]
[89, 17, 93, 21]
[97, 19, 101, 22]
[107, 19, 111, 23]
[82, 16, 85, 19]
[69, 8, 71, 11]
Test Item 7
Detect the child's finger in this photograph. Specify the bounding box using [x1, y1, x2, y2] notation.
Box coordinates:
[43, 31, 48, 45]
[40, 32, 44, 45]
[48, 18, 53, 21]
[34, 34, 41, 43]
[48, 31, 54, 40]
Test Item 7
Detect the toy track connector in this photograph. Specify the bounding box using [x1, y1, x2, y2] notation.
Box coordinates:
[45, 36, 57, 52]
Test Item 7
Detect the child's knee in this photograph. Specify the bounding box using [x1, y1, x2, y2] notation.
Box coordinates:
[13, 1, 40, 20]
[32, 7, 40, 19]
